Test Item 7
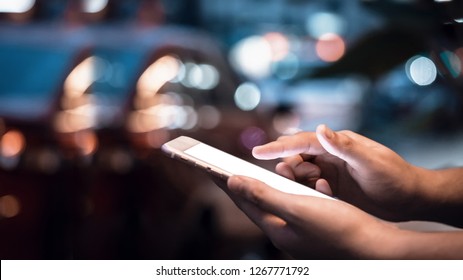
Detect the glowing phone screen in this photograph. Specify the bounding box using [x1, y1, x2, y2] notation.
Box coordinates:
[184, 143, 332, 199]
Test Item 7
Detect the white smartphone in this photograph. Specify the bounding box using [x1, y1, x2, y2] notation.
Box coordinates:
[162, 136, 334, 200]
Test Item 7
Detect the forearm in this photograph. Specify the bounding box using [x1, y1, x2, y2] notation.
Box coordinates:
[391, 229, 463, 259]
[361, 222, 463, 259]
[413, 167, 463, 227]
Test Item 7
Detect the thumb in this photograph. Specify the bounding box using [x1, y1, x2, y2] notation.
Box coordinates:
[227, 175, 297, 222]
[315, 124, 369, 170]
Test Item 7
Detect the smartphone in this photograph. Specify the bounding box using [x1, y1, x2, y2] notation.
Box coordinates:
[162, 136, 334, 200]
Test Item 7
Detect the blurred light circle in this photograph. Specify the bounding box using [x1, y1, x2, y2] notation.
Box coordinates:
[64, 56, 97, 98]
[93, 56, 111, 82]
[315, 33, 346, 62]
[36, 149, 60, 174]
[0, 195, 21, 218]
[83, 0, 108, 13]
[306, 12, 345, 39]
[181, 62, 201, 88]
[263, 32, 290, 61]
[272, 111, 301, 135]
[0, 130, 26, 158]
[234, 83, 261, 111]
[169, 59, 186, 83]
[440, 50, 462, 78]
[273, 52, 300, 80]
[198, 105, 221, 129]
[406, 56, 437, 86]
[108, 149, 133, 173]
[137, 55, 181, 96]
[189, 64, 220, 90]
[74, 130, 98, 156]
[230, 36, 273, 79]
[240, 127, 267, 150]
[180, 106, 198, 130]
[0, 0, 35, 13]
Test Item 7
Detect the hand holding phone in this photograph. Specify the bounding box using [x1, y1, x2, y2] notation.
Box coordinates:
[162, 136, 334, 200]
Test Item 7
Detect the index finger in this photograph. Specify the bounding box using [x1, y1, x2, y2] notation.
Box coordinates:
[252, 132, 327, 160]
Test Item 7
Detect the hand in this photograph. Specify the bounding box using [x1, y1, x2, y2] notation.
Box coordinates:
[225, 175, 463, 259]
[253, 124, 422, 221]
[226, 175, 394, 259]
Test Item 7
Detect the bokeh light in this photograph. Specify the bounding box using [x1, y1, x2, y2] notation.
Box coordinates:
[0, 195, 21, 218]
[0, 130, 26, 158]
[306, 12, 345, 39]
[183, 63, 220, 90]
[74, 130, 98, 156]
[263, 32, 291, 62]
[234, 82, 261, 111]
[35, 149, 61, 174]
[272, 111, 301, 135]
[229, 36, 273, 79]
[315, 33, 346, 62]
[197, 105, 221, 129]
[54, 104, 97, 133]
[180, 62, 201, 88]
[83, 0, 108, 14]
[406, 56, 437, 86]
[137, 55, 181, 97]
[0, 0, 35, 13]
[272, 52, 300, 80]
[440, 50, 462, 78]
[240, 126, 267, 150]
[128, 91, 200, 133]
[64, 56, 97, 98]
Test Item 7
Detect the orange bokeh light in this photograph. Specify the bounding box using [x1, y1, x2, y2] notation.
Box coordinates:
[0, 130, 26, 158]
[315, 33, 346, 62]
[264, 32, 290, 61]
[0, 195, 21, 218]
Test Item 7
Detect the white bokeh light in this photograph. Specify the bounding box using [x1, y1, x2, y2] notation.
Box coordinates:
[306, 12, 345, 39]
[83, 0, 109, 13]
[0, 0, 35, 13]
[406, 56, 437, 86]
[188, 64, 220, 90]
[229, 36, 273, 79]
[234, 82, 261, 111]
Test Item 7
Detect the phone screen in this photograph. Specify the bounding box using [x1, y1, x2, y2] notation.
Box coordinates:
[184, 143, 332, 199]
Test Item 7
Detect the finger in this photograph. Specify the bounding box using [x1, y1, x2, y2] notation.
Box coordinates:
[252, 132, 326, 160]
[275, 162, 295, 180]
[315, 178, 334, 197]
[316, 124, 376, 170]
[228, 191, 288, 233]
[227, 175, 323, 224]
[213, 175, 288, 233]
[227, 175, 356, 242]
[281, 156, 321, 184]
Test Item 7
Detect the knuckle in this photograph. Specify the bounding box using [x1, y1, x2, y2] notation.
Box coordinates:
[338, 132, 354, 150]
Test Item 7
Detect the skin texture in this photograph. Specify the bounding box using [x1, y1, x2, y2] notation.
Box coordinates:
[219, 124, 463, 259]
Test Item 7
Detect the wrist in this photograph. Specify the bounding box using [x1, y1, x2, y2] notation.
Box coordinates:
[347, 218, 402, 259]
[407, 167, 463, 227]
[405, 166, 439, 220]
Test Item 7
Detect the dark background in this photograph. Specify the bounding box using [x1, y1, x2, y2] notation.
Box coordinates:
[0, 0, 462, 259]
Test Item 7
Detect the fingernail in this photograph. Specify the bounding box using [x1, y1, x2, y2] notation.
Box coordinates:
[251, 146, 260, 157]
[228, 176, 243, 189]
[323, 125, 334, 140]
[228, 176, 248, 195]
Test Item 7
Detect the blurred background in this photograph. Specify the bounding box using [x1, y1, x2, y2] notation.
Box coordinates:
[0, 0, 462, 259]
